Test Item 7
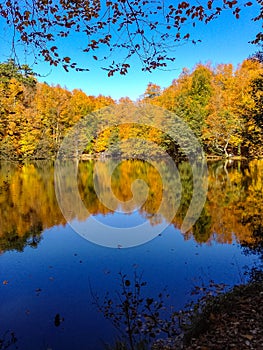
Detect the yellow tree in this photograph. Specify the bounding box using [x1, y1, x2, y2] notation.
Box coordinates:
[143, 82, 161, 100]
[68, 89, 97, 124]
[34, 83, 72, 154]
[0, 78, 27, 158]
[203, 61, 262, 156]
[94, 94, 115, 110]
[235, 59, 263, 157]
[203, 64, 239, 156]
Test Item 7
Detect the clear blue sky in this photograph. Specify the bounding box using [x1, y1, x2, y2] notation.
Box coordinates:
[0, 3, 261, 101]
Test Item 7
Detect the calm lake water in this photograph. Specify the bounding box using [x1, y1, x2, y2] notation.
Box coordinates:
[0, 159, 262, 349]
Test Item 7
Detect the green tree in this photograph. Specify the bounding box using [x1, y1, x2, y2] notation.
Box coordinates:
[157, 64, 212, 140]
[0, 60, 37, 159]
[180, 64, 212, 139]
[0, 59, 36, 88]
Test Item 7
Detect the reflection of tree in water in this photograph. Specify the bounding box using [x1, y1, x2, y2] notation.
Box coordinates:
[92, 271, 231, 350]
[0, 223, 43, 252]
[0, 159, 262, 252]
[92, 272, 181, 350]
[192, 207, 212, 243]
[240, 192, 263, 278]
[0, 161, 65, 252]
[0, 330, 17, 349]
[196, 159, 263, 245]
[234, 159, 263, 272]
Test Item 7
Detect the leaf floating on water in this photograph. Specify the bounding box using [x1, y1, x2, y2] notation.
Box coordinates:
[35, 288, 42, 296]
[54, 313, 60, 327]
[54, 313, 64, 327]
[125, 279, 131, 287]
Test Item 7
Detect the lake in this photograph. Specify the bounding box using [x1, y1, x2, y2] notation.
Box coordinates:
[0, 159, 262, 349]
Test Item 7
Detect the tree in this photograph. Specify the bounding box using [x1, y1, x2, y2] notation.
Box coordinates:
[149, 64, 212, 140]
[143, 58, 263, 157]
[33, 83, 72, 154]
[0, 58, 118, 159]
[0, 59, 36, 88]
[143, 83, 161, 99]
[251, 75, 263, 129]
[178, 64, 212, 139]
[203, 63, 241, 156]
[201, 59, 263, 157]
[0, 1, 261, 75]
[0, 59, 37, 159]
[203, 110, 242, 156]
[244, 72, 263, 156]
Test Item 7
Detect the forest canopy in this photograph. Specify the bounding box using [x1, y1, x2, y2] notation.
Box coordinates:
[0, 57, 262, 160]
[0, 0, 262, 75]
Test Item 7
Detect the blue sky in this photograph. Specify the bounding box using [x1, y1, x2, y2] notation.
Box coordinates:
[0, 3, 261, 101]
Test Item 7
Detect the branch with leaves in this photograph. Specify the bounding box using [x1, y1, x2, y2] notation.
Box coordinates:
[0, 0, 261, 75]
[91, 271, 182, 350]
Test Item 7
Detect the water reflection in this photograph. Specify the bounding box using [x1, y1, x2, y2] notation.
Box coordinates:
[0, 159, 262, 350]
[0, 159, 262, 252]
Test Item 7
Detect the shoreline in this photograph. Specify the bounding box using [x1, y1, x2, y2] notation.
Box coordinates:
[0, 154, 262, 163]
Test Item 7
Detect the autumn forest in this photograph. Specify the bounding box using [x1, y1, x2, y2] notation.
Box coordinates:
[0, 55, 263, 160]
[1, 0, 263, 348]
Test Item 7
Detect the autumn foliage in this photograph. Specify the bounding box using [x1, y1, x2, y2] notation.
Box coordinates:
[0, 59, 115, 160]
[0, 57, 263, 159]
[143, 57, 263, 158]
